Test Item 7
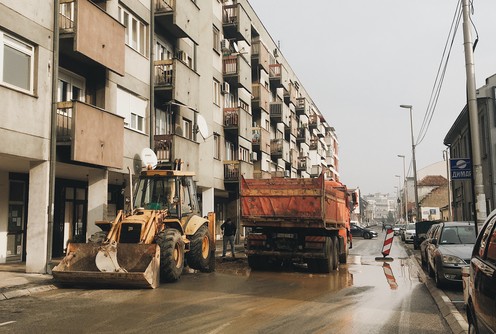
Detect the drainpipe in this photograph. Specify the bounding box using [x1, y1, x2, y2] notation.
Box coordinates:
[149, 3, 155, 149]
[47, 0, 60, 273]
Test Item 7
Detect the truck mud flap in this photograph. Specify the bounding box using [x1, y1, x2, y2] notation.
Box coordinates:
[52, 243, 160, 289]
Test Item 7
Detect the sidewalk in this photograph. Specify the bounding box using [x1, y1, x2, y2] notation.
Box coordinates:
[0, 263, 56, 301]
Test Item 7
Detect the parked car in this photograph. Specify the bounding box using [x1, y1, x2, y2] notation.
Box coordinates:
[414, 220, 440, 250]
[392, 225, 401, 236]
[466, 210, 496, 334]
[419, 223, 441, 267]
[350, 223, 378, 239]
[424, 221, 476, 288]
[402, 223, 417, 243]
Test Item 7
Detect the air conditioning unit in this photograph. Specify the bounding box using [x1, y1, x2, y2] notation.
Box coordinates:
[221, 82, 230, 94]
[250, 152, 258, 161]
[220, 39, 230, 52]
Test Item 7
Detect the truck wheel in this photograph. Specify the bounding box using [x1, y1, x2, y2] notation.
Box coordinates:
[314, 237, 334, 273]
[248, 255, 268, 270]
[331, 236, 339, 270]
[339, 236, 349, 264]
[157, 229, 184, 282]
[186, 225, 211, 272]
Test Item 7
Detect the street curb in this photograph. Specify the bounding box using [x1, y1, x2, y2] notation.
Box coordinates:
[0, 284, 58, 301]
[412, 254, 468, 334]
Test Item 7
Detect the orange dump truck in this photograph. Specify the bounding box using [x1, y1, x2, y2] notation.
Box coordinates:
[241, 175, 351, 272]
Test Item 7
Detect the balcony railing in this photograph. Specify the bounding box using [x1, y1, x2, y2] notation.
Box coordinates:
[252, 127, 270, 153]
[59, 0, 75, 32]
[154, 134, 173, 162]
[295, 97, 307, 116]
[154, 0, 173, 12]
[224, 160, 240, 181]
[57, 101, 73, 141]
[269, 102, 283, 123]
[223, 56, 238, 76]
[251, 83, 270, 111]
[270, 138, 283, 156]
[269, 63, 281, 78]
[222, 4, 238, 25]
[154, 59, 174, 86]
[224, 108, 239, 128]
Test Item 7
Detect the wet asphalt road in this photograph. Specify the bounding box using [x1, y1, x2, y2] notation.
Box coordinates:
[0, 227, 452, 334]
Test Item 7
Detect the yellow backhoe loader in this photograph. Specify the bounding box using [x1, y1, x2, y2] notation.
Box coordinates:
[52, 160, 215, 288]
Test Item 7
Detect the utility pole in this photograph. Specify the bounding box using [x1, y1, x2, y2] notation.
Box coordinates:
[462, 0, 486, 230]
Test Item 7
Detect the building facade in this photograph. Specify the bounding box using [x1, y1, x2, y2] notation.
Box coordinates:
[0, 0, 340, 272]
[444, 74, 496, 221]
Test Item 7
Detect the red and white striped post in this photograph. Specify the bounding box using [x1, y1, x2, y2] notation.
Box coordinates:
[381, 228, 394, 258]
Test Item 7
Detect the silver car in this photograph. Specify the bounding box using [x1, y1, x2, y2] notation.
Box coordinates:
[424, 221, 476, 288]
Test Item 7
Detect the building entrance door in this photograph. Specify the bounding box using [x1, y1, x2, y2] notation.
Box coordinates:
[7, 179, 27, 262]
[53, 181, 87, 258]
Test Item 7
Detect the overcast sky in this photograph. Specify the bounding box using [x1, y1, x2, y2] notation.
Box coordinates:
[247, 0, 496, 195]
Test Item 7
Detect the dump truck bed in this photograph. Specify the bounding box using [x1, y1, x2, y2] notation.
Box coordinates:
[240, 175, 349, 229]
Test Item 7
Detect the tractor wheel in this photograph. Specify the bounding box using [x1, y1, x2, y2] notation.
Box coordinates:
[187, 225, 212, 272]
[88, 231, 108, 243]
[157, 229, 185, 282]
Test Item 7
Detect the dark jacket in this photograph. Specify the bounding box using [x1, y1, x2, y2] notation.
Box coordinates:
[221, 220, 236, 237]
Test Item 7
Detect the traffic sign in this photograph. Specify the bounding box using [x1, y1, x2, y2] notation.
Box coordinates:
[450, 158, 472, 180]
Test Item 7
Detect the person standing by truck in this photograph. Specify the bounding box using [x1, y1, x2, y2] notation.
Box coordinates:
[221, 218, 236, 258]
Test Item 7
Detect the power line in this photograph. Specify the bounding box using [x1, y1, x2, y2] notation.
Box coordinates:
[416, 0, 463, 146]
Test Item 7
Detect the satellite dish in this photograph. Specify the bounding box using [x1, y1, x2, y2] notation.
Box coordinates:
[196, 114, 209, 139]
[140, 148, 158, 170]
[233, 41, 239, 53]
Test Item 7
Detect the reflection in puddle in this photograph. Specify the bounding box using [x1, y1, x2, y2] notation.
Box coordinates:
[382, 262, 398, 290]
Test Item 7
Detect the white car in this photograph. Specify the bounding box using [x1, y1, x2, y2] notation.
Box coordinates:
[402, 223, 416, 243]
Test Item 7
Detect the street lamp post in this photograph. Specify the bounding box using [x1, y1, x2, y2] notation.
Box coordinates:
[397, 154, 408, 223]
[395, 175, 402, 222]
[400, 105, 420, 222]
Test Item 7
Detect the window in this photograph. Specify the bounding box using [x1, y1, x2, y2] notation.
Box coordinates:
[239, 146, 249, 162]
[213, 80, 220, 106]
[116, 87, 147, 132]
[0, 31, 35, 93]
[118, 5, 148, 56]
[155, 108, 173, 135]
[58, 68, 85, 103]
[213, 26, 220, 53]
[183, 118, 192, 140]
[225, 141, 236, 160]
[214, 134, 221, 160]
[239, 99, 249, 112]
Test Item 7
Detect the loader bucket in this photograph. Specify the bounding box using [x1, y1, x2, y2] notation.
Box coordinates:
[52, 242, 160, 289]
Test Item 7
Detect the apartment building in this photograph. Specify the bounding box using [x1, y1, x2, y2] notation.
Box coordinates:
[0, 0, 340, 273]
[444, 74, 496, 221]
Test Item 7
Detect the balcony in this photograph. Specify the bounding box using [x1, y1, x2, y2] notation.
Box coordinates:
[269, 101, 289, 126]
[296, 126, 310, 144]
[251, 40, 270, 73]
[153, 134, 199, 168]
[285, 113, 298, 138]
[154, 134, 173, 162]
[222, 2, 251, 43]
[251, 83, 270, 112]
[224, 108, 239, 131]
[297, 156, 311, 174]
[154, 0, 199, 44]
[290, 149, 298, 168]
[223, 55, 251, 91]
[59, 0, 125, 75]
[284, 82, 298, 106]
[269, 63, 288, 90]
[309, 113, 320, 129]
[252, 127, 270, 154]
[56, 101, 123, 168]
[223, 160, 252, 183]
[154, 57, 199, 108]
[295, 97, 308, 116]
